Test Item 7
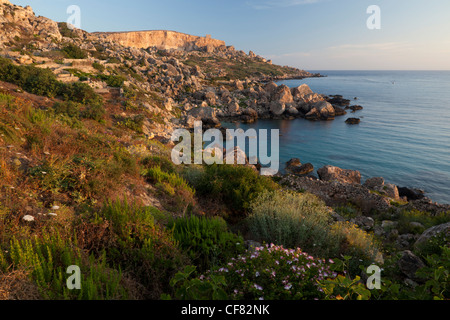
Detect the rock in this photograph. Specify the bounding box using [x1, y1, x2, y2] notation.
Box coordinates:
[264, 82, 278, 95]
[269, 101, 285, 116]
[241, 108, 258, 123]
[382, 220, 398, 230]
[228, 102, 240, 115]
[273, 85, 294, 104]
[292, 84, 313, 98]
[317, 165, 361, 184]
[334, 106, 347, 116]
[345, 118, 360, 125]
[382, 183, 400, 200]
[286, 106, 299, 116]
[364, 177, 385, 190]
[353, 216, 375, 231]
[22, 215, 35, 222]
[398, 250, 426, 281]
[234, 80, 244, 91]
[414, 222, 450, 249]
[188, 106, 220, 126]
[327, 95, 350, 107]
[347, 105, 363, 112]
[315, 101, 335, 120]
[286, 158, 301, 167]
[291, 163, 314, 176]
[398, 187, 425, 201]
[163, 98, 174, 111]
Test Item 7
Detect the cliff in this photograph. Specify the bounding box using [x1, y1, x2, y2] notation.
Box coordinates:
[94, 30, 226, 52]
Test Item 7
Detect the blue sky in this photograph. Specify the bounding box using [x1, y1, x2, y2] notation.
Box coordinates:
[10, 0, 450, 70]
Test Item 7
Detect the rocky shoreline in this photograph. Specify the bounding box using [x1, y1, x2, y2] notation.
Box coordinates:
[281, 160, 450, 215]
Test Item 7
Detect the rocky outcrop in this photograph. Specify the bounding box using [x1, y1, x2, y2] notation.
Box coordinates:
[317, 165, 361, 184]
[285, 158, 314, 176]
[94, 30, 226, 52]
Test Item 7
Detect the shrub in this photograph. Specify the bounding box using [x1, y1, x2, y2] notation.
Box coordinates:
[248, 190, 339, 258]
[82, 103, 106, 122]
[3, 233, 127, 300]
[94, 200, 189, 298]
[248, 190, 381, 270]
[61, 44, 87, 59]
[210, 244, 336, 300]
[163, 265, 228, 300]
[168, 215, 244, 271]
[52, 101, 81, 118]
[193, 164, 279, 217]
[92, 62, 105, 72]
[144, 166, 195, 213]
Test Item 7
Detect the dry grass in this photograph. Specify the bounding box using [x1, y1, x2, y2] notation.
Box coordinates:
[0, 269, 42, 300]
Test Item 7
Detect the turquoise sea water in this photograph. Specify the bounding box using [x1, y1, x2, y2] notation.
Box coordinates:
[224, 71, 450, 204]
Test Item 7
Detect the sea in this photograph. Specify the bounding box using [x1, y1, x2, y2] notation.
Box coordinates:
[223, 70, 450, 204]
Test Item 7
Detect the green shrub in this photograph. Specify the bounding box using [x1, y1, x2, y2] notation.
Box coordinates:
[163, 265, 228, 300]
[92, 62, 105, 72]
[193, 164, 279, 217]
[61, 44, 87, 59]
[248, 190, 339, 258]
[94, 200, 189, 298]
[3, 233, 127, 300]
[169, 215, 244, 271]
[52, 101, 81, 118]
[0, 57, 101, 105]
[248, 190, 381, 270]
[82, 103, 106, 122]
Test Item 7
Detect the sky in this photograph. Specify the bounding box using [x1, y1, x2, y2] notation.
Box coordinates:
[10, 0, 450, 70]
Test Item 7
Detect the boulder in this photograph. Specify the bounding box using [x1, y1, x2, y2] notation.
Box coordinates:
[398, 187, 425, 201]
[314, 101, 335, 120]
[353, 216, 375, 231]
[286, 106, 299, 116]
[382, 183, 400, 200]
[273, 84, 294, 104]
[364, 177, 385, 190]
[346, 118, 361, 125]
[398, 250, 426, 281]
[269, 101, 285, 116]
[241, 108, 258, 123]
[228, 102, 240, 115]
[286, 158, 314, 175]
[414, 222, 450, 249]
[188, 107, 220, 126]
[317, 165, 361, 184]
[264, 81, 278, 95]
[292, 84, 313, 98]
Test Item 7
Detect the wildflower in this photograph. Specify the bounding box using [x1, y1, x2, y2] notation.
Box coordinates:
[284, 284, 292, 290]
[259, 297, 264, 300]
[255, 271, 260, 277]
[254, 284, 263, 291]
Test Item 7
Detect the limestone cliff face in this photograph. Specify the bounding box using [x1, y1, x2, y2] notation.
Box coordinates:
[94, 30, 226, 52]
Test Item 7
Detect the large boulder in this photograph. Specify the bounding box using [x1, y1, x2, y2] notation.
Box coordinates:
[317, 165, 361, 184]
[263, 82, 278, 95]
[414, 222, 450, 250]
[241, 108, 258, 123]
[305, 101, 335, 120]
[272, 84, 294, 104]
[269, 101, 285, 116]
[292, 84, 313, 98]
[398, 187, 425, 201]
[188, 106, 220, 126]
[398, 250, 426, 281]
